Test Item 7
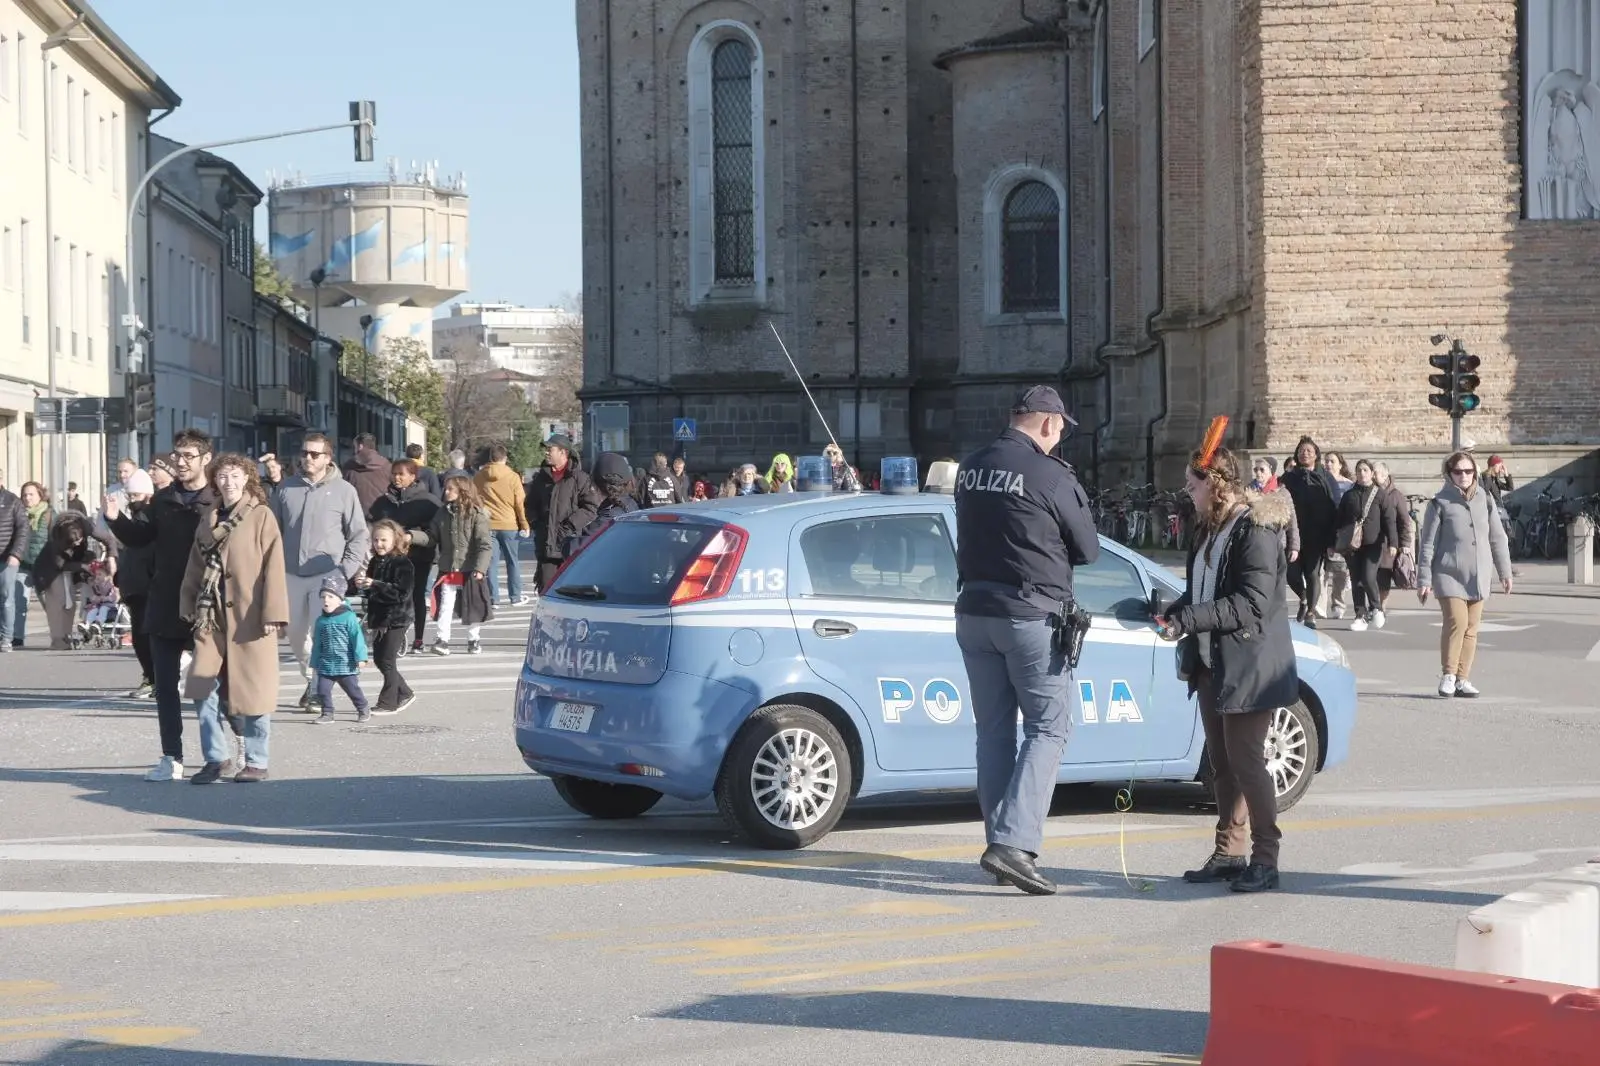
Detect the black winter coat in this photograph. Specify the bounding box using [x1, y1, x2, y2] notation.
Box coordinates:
[1167, 492, 1301, 714]
[0, 488, 26, 563]
[1281, 465, 1341, 556]
[526, 462, 601, 562]
[1336, 482, 1399, 554]
[30, 514, 104, 593]
[363, 553, 416, 631]
[108, 484, 219, 641]
[114, 499, 157, 599]
[369, 483, 442, 556]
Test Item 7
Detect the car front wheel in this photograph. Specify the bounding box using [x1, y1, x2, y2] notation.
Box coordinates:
[716, 704, 853, 850]
[1196, 698, 1320, 813]
[548, 774, 663, 819]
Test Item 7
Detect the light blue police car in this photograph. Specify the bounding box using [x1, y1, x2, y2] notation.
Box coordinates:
[513, 458, 1358, 849]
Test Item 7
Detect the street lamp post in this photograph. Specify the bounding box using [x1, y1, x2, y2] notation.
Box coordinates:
[120, 109, 376, 460]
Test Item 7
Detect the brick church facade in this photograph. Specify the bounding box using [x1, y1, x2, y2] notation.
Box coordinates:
[577, 0, 1600, 489]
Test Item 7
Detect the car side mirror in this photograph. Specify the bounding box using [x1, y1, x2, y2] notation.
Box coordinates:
[1148, 588, 1165, 618]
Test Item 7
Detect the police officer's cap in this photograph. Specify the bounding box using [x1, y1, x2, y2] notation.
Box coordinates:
[1012, 385, 1078, 426]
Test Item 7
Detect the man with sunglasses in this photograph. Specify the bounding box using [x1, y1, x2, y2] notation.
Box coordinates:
[263, 434, 370, 710]
[105, 428, 219, 781]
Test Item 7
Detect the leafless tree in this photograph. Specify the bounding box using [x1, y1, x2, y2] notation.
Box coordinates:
[438, 342, 532, 458]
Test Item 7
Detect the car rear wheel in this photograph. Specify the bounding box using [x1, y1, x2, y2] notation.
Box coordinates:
[1196, 698, 1320, 813]
[716, 705, 853, 850]
[548, 774, 663, 819]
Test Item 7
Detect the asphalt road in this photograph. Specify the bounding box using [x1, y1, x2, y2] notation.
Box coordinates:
[2, 560, 1599, 1065]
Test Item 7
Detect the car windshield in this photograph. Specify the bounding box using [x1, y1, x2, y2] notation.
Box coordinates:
[549, 520, 717, 606]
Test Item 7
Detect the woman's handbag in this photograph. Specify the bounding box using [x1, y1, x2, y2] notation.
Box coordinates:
[1337, 487, 1378, 553]
[1392, 550, 1417, 590]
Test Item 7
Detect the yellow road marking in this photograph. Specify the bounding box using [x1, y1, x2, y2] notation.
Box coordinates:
[727, 936, 1114, 986]
[0, 1031, 68, 1044]
[77, 1025, 200, 1048]
[643, 919, 1039, 964]
[807, 952, 1206, 995]
[548, 898, 963, 942]
[0, 1009, 139, 1028]
[0, 795, 1593, 931]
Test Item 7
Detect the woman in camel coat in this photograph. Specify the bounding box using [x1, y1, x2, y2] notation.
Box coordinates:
[179, 454, 291, 783]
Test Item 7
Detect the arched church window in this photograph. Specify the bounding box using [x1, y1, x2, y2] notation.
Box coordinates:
[1002, 181, 1062, 314]
[711, 39, 755, 284]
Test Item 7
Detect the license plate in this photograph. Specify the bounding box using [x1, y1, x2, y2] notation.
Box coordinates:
[550, 702, 595, 733]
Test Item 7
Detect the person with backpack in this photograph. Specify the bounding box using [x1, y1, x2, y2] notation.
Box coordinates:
[640, 452, 682, 508]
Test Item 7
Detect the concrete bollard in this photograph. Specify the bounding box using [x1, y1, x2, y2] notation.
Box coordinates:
[1456, 865, 1600, 987]
[1569, 515, 1595, 586]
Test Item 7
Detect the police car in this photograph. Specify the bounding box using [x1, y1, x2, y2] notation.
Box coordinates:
[513, 458, 1358, 849]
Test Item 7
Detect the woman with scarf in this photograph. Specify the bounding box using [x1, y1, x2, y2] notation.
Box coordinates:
[13, 482, 52, 649]
[178, 454, 290, 784]
[721, 464, 769, 497]
[1156, 435, 1298, 894]
[766, 454, 796, 493]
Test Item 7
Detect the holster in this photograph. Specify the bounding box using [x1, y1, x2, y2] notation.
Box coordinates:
[1049, 601, 1092, 670]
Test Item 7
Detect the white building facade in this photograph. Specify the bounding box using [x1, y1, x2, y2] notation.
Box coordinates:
[431, 302, 573, 375]
[0, 0, 177, 502]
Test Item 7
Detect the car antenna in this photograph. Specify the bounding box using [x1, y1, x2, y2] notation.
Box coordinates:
[768, 320, 845, 459]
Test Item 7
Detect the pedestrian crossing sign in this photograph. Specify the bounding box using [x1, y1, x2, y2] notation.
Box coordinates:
[673, 418, 697, 442]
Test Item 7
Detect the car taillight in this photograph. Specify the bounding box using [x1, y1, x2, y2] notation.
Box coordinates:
[548, 519, 614, 586]
[670, 524, 749, 605]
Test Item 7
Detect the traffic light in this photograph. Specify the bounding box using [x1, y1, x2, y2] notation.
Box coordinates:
[1427, 340, 1482, 418]
[1453, 350, 1481, 415]
[350, 100, 376, 162]
[129, 372, 155, 430]
[1428, 350, 1455, 412]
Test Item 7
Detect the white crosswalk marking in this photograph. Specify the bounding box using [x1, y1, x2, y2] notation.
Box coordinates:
[273, 603, 535, 698]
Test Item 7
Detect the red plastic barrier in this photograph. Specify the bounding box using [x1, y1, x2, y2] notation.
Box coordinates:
[1203, 940, 1600, 1065]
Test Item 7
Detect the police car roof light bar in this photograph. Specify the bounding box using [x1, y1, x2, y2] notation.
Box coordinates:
[768, 320, 845, 460]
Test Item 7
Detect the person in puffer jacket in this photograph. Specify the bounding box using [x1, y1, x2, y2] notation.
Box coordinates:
[310, 574, 370, 724]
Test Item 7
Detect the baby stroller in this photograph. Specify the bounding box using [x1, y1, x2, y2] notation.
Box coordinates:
[70, 560, 129, 650]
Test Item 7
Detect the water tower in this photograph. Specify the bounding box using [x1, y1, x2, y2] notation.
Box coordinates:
[267, 158, 469, 357]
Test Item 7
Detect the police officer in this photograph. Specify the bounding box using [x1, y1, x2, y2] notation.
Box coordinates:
[955, 385, 1099, 895]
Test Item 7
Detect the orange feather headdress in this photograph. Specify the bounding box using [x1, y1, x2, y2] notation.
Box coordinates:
[1193, 415, 1230, 474]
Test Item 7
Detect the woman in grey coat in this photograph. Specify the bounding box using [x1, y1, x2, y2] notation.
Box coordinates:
[1416, 450, 1513, 698]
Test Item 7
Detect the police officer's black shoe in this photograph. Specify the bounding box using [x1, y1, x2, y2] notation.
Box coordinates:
[980, 844, 1057, 896]
[1230, 863, 1280, 893]
[1182, 853, 1248, 883]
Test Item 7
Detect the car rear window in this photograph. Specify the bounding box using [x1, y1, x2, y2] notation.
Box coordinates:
[549, 520, 718, 606]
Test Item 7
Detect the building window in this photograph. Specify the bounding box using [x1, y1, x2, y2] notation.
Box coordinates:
[49, 63, 60, 158]
[1002, 183, 1062, 313]
[0, 35, 10, 102]
[110, 112, 120, 191]
[17, 34, 28, 136]
[687, 21, 766, 304]
[1140, 0, 1157, 58]
[983, 166, 1068, 320]
[712, 40, 755, 284]
[1523, 0, 1600, 219]
[19, 219, 30, 344]
[1, 226, 11, 290]
[98, 116, 107, 170]
[51, 236, 60, 352]
[68, 242, 78, 355]
[1093, 8, 1108, 120]
[82, 90, 92, 174]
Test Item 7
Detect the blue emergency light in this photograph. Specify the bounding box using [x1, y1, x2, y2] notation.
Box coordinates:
[880, 457, 920, 495]
[795, 455, 833, 492]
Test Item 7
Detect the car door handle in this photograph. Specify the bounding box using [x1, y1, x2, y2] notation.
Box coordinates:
[813, 619, 857, 638]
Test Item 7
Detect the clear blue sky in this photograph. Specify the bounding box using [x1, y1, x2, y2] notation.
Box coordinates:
[93, 0, 582, 312]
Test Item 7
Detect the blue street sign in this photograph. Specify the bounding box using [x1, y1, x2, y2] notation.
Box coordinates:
[673, 418, 697, 443]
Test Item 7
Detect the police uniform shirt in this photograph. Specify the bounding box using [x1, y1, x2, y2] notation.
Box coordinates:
[954, 428, 1100, 619]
